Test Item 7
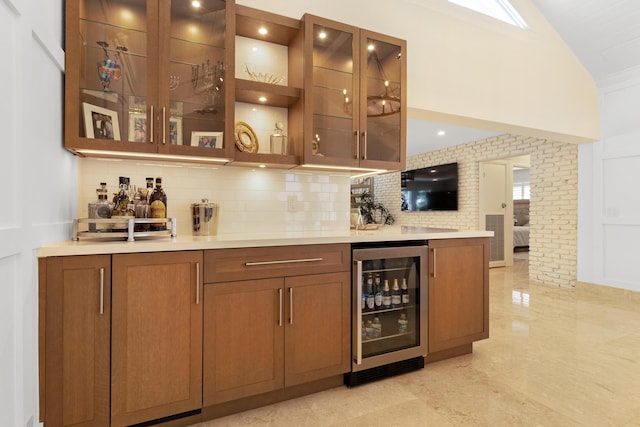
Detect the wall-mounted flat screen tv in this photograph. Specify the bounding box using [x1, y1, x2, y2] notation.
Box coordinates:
[401, 162, 458, 211]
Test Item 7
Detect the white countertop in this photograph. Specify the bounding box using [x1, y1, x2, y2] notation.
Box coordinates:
[38, 226, 493, 257]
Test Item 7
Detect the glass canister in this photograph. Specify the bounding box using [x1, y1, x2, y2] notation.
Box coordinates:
[191, 199, 219, 236]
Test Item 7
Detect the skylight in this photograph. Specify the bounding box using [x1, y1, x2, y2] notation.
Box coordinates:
[448, 0, 528, 29]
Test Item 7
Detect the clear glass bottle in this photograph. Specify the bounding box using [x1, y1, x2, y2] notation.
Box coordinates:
[149, 177, 167, 231]
[88, 182, 111, 232]
[270, 121, 287, 155]
[398, 312, 408, 334]
[372, 317, 382, 338]
[134, 178, 152, 232]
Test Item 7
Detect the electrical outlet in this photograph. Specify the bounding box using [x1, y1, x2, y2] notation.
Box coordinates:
[287, 195, 298, 212]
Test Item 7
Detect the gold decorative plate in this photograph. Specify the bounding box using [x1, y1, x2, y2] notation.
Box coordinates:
[234, 121, 259, 153]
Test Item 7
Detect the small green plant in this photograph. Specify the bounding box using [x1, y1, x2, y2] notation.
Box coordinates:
[358, 191, 395, 225]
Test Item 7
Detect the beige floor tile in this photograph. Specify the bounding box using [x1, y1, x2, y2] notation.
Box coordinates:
[193, 256, 640, 426]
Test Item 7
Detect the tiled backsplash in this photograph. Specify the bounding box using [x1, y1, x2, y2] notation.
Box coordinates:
[78, 158, 352, 235]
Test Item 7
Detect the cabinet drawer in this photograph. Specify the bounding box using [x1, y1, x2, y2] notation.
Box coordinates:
[204, 244, 350, 283]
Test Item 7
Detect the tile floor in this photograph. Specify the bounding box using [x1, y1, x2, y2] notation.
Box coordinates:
[194, 256, 640, 426]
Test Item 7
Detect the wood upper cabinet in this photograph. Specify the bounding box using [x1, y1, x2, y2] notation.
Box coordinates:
[111, 251, 203, 427]
[64, 0, 235, 161]
[428, 238, 490, 353]
[203, 245, 350, 405]
[39, 255, 111, 427]
[300, 14, 406, 172]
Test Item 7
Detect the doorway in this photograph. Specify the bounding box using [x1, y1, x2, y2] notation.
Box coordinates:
[479, 155, 531, 268]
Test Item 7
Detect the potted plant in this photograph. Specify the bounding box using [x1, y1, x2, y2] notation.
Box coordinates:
[357, 191, 395, 225]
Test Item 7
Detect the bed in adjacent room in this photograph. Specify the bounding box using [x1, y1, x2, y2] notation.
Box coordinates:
[513, 225, 529, 249]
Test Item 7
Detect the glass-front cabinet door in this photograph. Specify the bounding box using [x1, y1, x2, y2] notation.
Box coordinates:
[303, 15, 359, 169]
[159, 0, 234, 159]
[65, 0, 233, 161]
[359, 31, 406, 171]
[302, 15, 406, 172]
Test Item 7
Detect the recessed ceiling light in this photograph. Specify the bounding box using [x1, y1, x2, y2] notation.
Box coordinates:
[319, 31, 327, 39]
[191, 0, 201, 8]
[437, 130, 446, 136]
[258, 27, 268, 35]
[367, 44, 375, 51]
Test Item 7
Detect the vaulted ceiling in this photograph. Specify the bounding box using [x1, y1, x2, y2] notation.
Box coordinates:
[408, 0, 640, 156]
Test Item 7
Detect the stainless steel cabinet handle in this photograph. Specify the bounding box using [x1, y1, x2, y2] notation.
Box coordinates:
[196, 262, 200, 305]
[289, 288, 293, 325]
[245, 257, 322, 266]
[99, 268, 105, 315]
[354, 130, 360, 159]
[149, 105, 154, 143]
[355, 260, 363, 365]
[162, 107, 167, 144]
[278, 288, 283, 327]
[432, 248, 437, 278]
[362, 131, 367, 160]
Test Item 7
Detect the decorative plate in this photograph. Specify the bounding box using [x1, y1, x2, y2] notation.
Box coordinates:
[234, 121, 259, 153]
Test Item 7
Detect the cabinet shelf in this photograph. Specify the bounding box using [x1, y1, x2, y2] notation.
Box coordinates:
[362, 305, 415, 315]
[363, 330, 414, 344]
[236, 79, 301, 107]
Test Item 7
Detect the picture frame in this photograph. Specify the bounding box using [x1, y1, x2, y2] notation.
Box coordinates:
[83, 102, 121, 140]
[191, 131, 223, 148]
[169, 117, 183, 145]
[128, 112, 147, 142]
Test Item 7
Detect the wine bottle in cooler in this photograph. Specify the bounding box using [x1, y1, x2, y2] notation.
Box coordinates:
[365, 274, 375, 311]
[401, 278, 410, 305]
[391, 278, 401, 308]
[374, 275, 383, 310]
[382, 279, 392, 309]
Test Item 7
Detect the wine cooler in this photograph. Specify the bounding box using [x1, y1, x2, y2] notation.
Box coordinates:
[346, 243, 428, 386]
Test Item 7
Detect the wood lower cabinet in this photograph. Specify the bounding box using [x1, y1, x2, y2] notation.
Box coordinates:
[110, 251, 203, 427]
[39, 255, 111, 427]
[428, 238, 489, 354]
[203, 245, 351, 406]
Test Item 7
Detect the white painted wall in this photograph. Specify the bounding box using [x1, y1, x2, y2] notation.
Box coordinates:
[0, 0, 67, 426]
[578, 68, 640, 292]
[238, 0, 599, 143]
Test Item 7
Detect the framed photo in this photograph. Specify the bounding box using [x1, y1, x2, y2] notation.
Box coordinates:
[82, 102, 121, 140]
[191, 131, 223, 148]
[169, 117, 183, 145]
[128, 112, 147, 142]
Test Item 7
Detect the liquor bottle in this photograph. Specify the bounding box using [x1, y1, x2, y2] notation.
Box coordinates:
[365, 275, 374, 311]
[382, 279, 392, 309]
[149, 177, 167, 231]
[391, 278, 401, 308]
[111, 177, 134, 231]
[134, 179, 152, 232]
[401, 278, 410, 305]
[398, 312, 408, 333]
[88, 182, 111, 232]
[374, 275, 383, 310]
[372, 317, 382, 338]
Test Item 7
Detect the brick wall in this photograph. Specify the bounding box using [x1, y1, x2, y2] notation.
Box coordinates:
[375, 134, 578, 287]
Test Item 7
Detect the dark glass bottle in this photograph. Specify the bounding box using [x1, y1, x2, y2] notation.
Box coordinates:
[401, 278, 410, 306]
[149, 177, 167, 231]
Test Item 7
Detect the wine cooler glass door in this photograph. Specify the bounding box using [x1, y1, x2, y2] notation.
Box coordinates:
[353, 245, 428, 371]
